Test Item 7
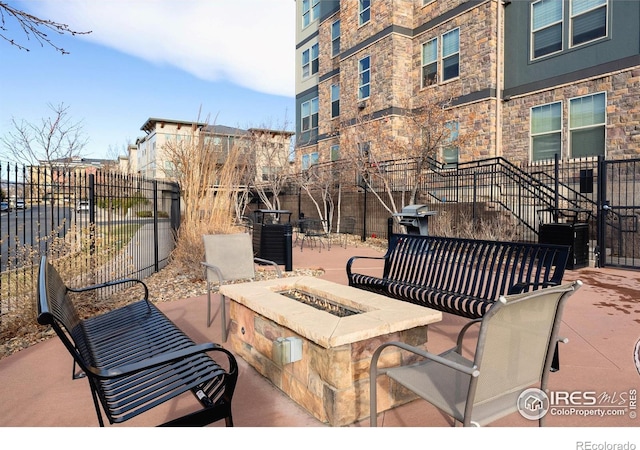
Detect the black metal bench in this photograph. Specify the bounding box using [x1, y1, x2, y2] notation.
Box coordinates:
[36, 256, 238, 427]
[347, 233, 571, 320]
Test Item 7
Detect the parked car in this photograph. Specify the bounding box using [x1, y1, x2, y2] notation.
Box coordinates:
[15, 199, 25, 209]
[76, 200, 90, 212]
[0, 201, 10, 212]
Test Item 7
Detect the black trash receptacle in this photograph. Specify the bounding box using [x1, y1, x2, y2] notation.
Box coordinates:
[252, 210, 293, 272]
[538, 208, 590, 270]
[392, 205, 437, 235]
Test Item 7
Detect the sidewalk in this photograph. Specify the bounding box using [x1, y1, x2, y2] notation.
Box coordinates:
[1, 238, 639, 430]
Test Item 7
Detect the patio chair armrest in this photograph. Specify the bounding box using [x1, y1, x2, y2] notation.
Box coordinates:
[254, 257, 283, 278]
[201, 261, 225, 284]
[370, 341, 479, 378]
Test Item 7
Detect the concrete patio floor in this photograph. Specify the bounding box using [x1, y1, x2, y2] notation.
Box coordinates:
[1, 237, 639, 444]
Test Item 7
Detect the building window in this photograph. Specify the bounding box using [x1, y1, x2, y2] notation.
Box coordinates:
[302, 43, 319, 78]
[330, 144, 340, 161]
[262, 166, 281, 182]
[358, 142, 371, 161]
[423, 0, 435, 5]
[421, 38, 438, 87]
[302, 0, 319, 28]
[359, 0, 370, 26]
[301, 97, 319, 132]
[422, 28, 459, 87]
[442, 121, 459, 167]
[442, 28, 459, 81]
[569, 92, 605, 158]
[331, 20, 341, 57]
[358, 56, 370, 100]
[571, 0, 607, 47]
[531, 102, 562, 161]
[531, 0, 563, 59]
[331, 84, 340, 118]
[302, 152, 319, 170]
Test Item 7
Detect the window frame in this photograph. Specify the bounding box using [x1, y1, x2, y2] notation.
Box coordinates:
[531, 0, 609, 61]
[331, 19, 341, 57]
[441, 28, 460, 82]
[569, 92, 606, 159]
[358, 55, 371, 100]
[442, 120, 460, 167]
[301, 97, 319, 133]
[359, 0, 371, 26]
[302, 0, 320, 28]
[421, 27, 460, 88]
[331, 83, 340, 118]
[302, 153, 310, 170]
[530, 101, 563, 162]
[330, 144, 340, 162]
[570, 0, 608, 48]
[302, 43, 319, 79]
[421, 37, 438, 87]
[531, 0, 564, 60]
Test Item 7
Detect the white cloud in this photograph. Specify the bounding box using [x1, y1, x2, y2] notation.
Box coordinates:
[29, 0, 295, 97]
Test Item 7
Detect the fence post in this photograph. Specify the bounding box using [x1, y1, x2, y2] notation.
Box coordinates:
[554, 153, 560, 221]
[89, 174, 96, 256]
[361, 183, 367, 242]
[596, 155, 607, 268]
[472, 172, 477, 228]
[170, 182, 180, 233]
[153, 180, 159, 273]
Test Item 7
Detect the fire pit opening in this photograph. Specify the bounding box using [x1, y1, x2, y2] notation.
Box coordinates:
[278, 289, 363, 317]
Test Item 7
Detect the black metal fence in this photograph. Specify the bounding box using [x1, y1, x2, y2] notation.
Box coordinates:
[274, 156, 597, 238]
[272, 154, 640, 270]
[1, 162, 180, 330]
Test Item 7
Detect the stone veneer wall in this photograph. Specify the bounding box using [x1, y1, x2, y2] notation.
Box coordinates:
[228, 300, 430, 426]
[306, 0, 500, 167]
[501, 69, 640, 163]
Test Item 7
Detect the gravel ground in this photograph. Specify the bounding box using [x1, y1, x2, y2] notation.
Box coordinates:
[1, 234, 386, 360]
[0, 260, 325, 360]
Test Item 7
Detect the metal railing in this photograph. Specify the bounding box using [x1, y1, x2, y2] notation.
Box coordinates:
[1, 162, 180, 329]
[280, 155, 600, 243]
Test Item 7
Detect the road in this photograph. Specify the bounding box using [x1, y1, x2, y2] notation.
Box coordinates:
[0, 205, 74, 271]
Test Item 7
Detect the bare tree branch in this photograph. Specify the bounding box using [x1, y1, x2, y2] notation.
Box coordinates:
[0, 1, 91, 54]
[0, 102, 88, 167]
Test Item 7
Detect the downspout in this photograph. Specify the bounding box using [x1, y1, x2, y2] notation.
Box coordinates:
[496, 0, 506, 157]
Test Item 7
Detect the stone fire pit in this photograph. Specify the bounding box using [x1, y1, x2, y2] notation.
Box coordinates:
[220, 276, 441, 426]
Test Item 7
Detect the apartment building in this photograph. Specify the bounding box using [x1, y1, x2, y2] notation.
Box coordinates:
[135, 118, 208, 180]
[134, 118, 294, 183]
[294, 0, 640, 169]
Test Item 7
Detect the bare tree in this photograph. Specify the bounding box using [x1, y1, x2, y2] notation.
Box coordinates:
[1, 102, 88, 167]
[296, 163, 336, 233]
[0, 1, 90, 54]
[248, 124, 295, 211]
[341, 95, 472, 218]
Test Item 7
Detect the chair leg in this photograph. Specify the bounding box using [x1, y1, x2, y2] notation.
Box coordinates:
[221, 294, 228, 343]
[207, 287, 213, 327]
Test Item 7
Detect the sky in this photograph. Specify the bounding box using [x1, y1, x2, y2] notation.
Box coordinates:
[0, 0, 296, 160]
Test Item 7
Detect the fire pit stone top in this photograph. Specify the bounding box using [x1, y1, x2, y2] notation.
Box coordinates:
[219, 276, 441, 348]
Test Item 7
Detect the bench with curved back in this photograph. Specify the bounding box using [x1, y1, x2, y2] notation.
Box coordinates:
[37, 256, 238, 427]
